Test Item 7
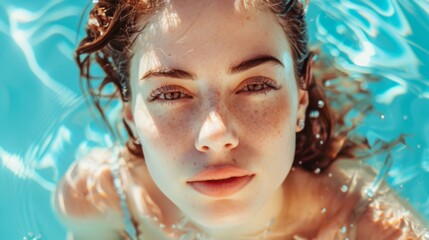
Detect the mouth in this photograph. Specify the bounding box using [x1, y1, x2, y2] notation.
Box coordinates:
[186, 165, 255, 197]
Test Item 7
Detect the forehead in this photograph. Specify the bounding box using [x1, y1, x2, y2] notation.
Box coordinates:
[132, 0, 291, 74]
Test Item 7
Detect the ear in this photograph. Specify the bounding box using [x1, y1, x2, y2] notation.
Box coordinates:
[295, 88, 309, 132]
[123, 102, 138, 136]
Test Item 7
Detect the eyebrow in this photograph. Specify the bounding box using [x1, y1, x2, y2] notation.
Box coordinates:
[140, 55, 284, 81]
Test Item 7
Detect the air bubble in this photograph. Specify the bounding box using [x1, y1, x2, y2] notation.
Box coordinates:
[336, 25, 346, 34]
[310, 110, 320, 118]
[321, 208, 327, 214]
[380, 115, 385, 120]
[340, 185, 348, 193]
[23, 232, 42, 240]
[365, 188, 374, 198]
[403, 115, 408, 120]
[424, 232, 429, 238]
[315, 133, 321, 139]
[317, 100, 325, 108]
[298, 161, 303, 165]
[324, 80, 331, 87]
[314, 168, 321, 174]
[328, 173, 333, 177]
[319, 140, 324, 145]
[340, 226, 347, 234]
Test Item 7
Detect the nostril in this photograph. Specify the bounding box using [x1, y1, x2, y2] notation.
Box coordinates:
[201, 146, 209, 151]
[225, 143, 233, 148]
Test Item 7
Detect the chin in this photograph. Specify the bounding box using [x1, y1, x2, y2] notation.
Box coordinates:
[188, 198, 256, 229]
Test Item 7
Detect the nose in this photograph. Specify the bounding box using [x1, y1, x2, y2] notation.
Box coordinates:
[195, 111, 239, 153]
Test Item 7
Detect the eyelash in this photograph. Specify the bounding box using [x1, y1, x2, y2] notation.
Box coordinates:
[146, 77, 282, 104]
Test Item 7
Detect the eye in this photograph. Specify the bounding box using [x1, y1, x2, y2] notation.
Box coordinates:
[147, 85, 192, 104]
[237, 77, 282, 95]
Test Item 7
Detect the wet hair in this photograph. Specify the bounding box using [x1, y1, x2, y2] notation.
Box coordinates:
[76, 0, 369, 173]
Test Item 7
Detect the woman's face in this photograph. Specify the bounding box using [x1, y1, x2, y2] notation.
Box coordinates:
[128, 0, 308, 229]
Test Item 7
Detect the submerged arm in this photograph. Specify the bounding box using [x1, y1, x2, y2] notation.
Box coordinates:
[52, 148, 126, 240]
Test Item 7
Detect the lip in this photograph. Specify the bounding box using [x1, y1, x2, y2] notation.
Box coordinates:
[187, 165, 255, 197]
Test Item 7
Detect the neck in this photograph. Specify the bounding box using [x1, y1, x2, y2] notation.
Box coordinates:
[198, 184, 285, 239]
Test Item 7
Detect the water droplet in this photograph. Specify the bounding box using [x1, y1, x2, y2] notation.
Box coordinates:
[153, 216, 159, 222]
[314, 168, 321, 174]
[28, 233, 34, 238]
[330, 49, 340, 57]
[319, 140, 324, 145]
[298, 161, 303, 165]
[291, 167, 296, 171]
[159, 223, 166, 228]
[23, 237, 28, 240]
[315, 133, 321, 139]
[403, 115, 408, 120]
[340, 185, 348, 193]
[321, 208, 327, 214]
[417, 144, 421, 149]
[310, 110, 320, 118]
[349, 223, 354, 228]
[365, 188, 374, 198]
[340, 226, 347, 234]
[324, 80, 331, 87]
[424, 232, 429, 238]
[380, 114, 385, 120]
[328, 173, 333, 177]
[317, 100, 325, 108]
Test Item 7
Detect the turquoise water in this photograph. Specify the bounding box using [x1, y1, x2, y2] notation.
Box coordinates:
[0, 0, 428, 239]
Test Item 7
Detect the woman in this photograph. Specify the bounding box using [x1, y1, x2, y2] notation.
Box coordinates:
[54, 0, 429, 239]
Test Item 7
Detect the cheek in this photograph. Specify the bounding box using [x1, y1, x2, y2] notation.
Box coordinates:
[132, 97, 195, 155]
[232, 94, 296, 144]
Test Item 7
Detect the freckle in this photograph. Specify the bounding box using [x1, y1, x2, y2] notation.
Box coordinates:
[193, 161, 196, 166]
[254, 109, 259, 114]
[233, 158, 237, 163]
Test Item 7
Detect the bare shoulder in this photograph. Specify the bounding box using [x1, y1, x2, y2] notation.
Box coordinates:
[331, 159, 429, 239]
[53, 148, 125, 239]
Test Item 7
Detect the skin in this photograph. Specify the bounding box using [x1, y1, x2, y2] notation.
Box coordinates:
[54, 0, 428, 239]
[126, 0, 307, 236]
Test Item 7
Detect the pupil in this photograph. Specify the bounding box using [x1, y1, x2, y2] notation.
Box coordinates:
[250, 84, 263, 91]
[165, 92, 180, 100]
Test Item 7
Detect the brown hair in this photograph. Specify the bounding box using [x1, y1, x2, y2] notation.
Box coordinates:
[76, 0, 369, 172]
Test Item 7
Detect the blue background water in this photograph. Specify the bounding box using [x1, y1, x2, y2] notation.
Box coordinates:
[0, 0, 428, 239]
